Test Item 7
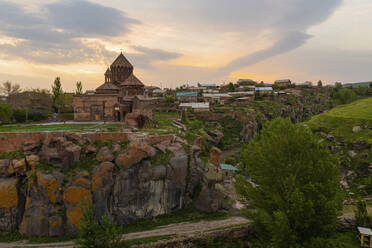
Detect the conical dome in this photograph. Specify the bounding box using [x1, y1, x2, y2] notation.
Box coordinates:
[111, 52, 133, 69]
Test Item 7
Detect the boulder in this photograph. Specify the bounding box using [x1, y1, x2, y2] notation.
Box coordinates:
[22, 141, 41, 155]
[112, 144, 121, 153]
[352, 126, 362, 133]
[209, 147, 222, 167]
[0, 178, 22, 232]
[96, 146, 115, 162]
[115, 142, 151, 169]
[85, 144, 98, 154]
[0, 159, 10, 177]
[26, 155, 39, 170]
[12, 158, 26, 176]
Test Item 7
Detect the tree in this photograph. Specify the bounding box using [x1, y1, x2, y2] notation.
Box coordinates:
[355, 200, 371, 227]
[335, 82, 342, 91]
[51, 77, 63, 113]
[235, 118, 342, 248]
[333, 88, 357, 105]
[0, 102, 12, 123]
[75, 81, 83, 95]
[317, 80, 323, 87]
[369, 82, 372, 88]
[78, 200, 125, 248]
[0, 81, 21, 96]
[228, 82, 235, 92]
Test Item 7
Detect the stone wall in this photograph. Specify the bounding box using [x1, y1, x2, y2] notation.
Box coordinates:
[0, 132, 175, 153]
[73, 95, 119, 121]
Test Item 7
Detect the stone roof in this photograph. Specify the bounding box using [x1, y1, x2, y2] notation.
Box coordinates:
[96, 82, 120, 91]
[111, 52, 133, 68]
[120, 74, 144, 86]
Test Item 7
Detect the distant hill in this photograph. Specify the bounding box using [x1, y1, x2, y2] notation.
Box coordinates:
[342, 81, 371, 88]
[306, 97, 372, 144]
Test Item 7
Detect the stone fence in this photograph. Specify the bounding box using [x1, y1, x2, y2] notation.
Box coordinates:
[0, 132, 175, 153]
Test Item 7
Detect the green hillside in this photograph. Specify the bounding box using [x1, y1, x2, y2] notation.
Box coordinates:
[307, 97, 372, 144]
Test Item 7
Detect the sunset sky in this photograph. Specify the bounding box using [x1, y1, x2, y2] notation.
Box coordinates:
[0, 0, 371, 91]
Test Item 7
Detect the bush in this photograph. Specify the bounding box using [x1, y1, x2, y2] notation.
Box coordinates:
[13, 108, 27, 123]
[0, 102, 12, 123]
[28, 110, 47, 122]
[78, 200, 125, 248]
[354, 200, 371, 227]
[333, 89, 357, 105]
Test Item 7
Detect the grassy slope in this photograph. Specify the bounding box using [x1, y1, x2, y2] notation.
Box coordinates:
[307, 97, 372, 144]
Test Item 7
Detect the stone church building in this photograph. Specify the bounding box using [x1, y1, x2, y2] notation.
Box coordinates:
[73, 52, 154, 126]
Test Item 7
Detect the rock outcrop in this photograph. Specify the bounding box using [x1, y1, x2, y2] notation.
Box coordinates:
[0, 135, 214, 236]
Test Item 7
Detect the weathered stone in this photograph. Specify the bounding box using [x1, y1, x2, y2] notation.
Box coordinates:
[63, 186, 91, 205]
[92, 162, 114, 220]
[0, 159, 10, 177]
[348, 150, 357, 158]
[209, 147, 222, 167]
[152, 165, 166, 180]
[96, 146, 114, 162]
[0, 178, 22, 232]
[112, 144, 121, 153]
[352, 126, 362, 133]
[26, 154, 39, 170]
[22, 141, 41, 155]
[20, 172, 62, 236]
[115, 142, 151, 169]
[12, 158, 26, 175]
[85, 144, 98, 154]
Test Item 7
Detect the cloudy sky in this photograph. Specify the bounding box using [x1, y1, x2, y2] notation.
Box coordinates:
[0, 0, 371, 91]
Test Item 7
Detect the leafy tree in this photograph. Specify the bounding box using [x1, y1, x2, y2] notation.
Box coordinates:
[355, 200, 370, 227]
[78, 200, 125, 248]
[51, 77, 63, 113]
[333, 89, 357, 105]
[235, 118, 342, 248]
[317, 80, 323, 87]
[335, 82, 342, 91]
[370, 82, 372, 88]
[0, 102, 12, 123]
[228, 82, 235, 92]
[0, 81, 21, 96]
[75, 81, 83, 95]
[13, 108, 27, 123]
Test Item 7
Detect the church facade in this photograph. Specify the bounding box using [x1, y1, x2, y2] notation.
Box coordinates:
[73, 52, 154, 125]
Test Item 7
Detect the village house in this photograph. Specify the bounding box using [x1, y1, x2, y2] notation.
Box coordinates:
[228, 91, 255, 99]
[73, 52, 154, 126]
[179, 102, 210, 112]
[203, 93, 231, 104]
[199, 83, 218, 90]
[255, 87, 273, 95]
[238, 85, 256, 91]
[274, 79, 292, 87]
[176, 92, 198, 102]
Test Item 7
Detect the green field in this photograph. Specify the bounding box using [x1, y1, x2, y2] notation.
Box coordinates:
[307, 97, 372, 143]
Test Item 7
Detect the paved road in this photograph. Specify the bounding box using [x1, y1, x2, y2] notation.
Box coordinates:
[0, 217, 249, 248]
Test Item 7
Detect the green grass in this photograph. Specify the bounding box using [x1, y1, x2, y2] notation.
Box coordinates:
[0, 150, 25, 159]
[0, 232, 75, 244]
[143, 112, 180, 134]
[307, 97, 372, 144]
[0, 123, 125, 133]
[150, 149, 174, 167]
[123, 206, 230, 234]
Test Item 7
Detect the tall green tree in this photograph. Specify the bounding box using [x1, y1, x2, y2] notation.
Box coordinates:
[317, 80, 323, 87]
[0, 81, 21, 96]
[75, 81, 83, 95]
[51, 77, 63, 113]
[235, 118, 342, 248]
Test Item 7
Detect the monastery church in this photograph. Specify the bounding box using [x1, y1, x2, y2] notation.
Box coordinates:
[73, 52, 154, 126]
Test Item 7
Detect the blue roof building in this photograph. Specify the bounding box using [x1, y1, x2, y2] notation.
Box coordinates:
[176, 92, 198, 97]
[220, 164, 238, 171]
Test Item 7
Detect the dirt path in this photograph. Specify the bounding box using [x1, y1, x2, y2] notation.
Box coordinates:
[221, 147, 242, 159]
[0, 217, 249, 248]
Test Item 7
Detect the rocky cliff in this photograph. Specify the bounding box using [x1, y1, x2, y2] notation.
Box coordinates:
[0, 133, 229, 236]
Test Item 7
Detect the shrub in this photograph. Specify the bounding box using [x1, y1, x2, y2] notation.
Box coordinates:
[78, 200, 125, 248]
[0, 102, 12, 123]
[28, 110, 47, 122]
[13, 108, 27, 123]
[354, 200, 371, 227]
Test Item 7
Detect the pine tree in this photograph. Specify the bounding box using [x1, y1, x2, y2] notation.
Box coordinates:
[51, 77, 63, 113]
[75, 81, 83, 95]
